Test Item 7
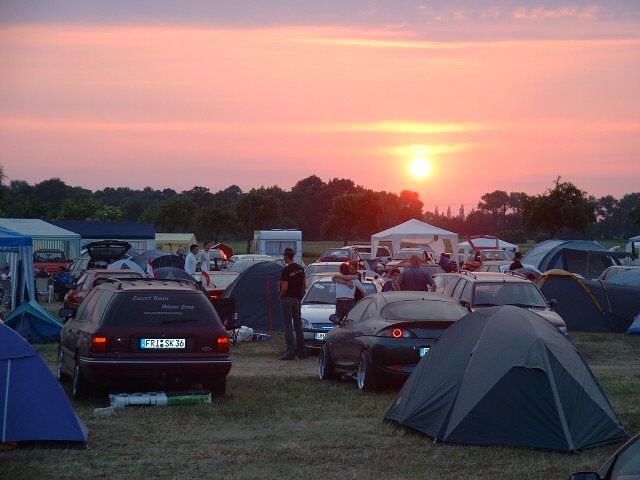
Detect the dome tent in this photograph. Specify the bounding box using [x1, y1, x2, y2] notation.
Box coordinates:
[0, 323, 88, 447]
[385, 306, 627, 451]
[522, 240, 621, 278]
[224, 261, 283, 331]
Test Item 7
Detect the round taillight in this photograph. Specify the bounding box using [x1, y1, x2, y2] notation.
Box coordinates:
[392, 328, 403, 338]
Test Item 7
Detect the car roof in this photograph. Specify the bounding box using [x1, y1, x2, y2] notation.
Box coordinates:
[307, 261, 344, 266]
[85, 269, 143, 276]
[95, 278, 202, 292]
[374, 291, 461, 303]
[452, 272, 529, 283]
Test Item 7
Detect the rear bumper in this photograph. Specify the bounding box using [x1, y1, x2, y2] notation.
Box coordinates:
[79, 356, 232, 380]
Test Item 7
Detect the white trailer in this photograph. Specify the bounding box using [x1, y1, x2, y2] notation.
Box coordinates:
[252, 230, 303, 265]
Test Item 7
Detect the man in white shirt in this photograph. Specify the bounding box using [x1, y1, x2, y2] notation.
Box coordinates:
[332, 262, 366, 321]
[185, 244, 199, 275]
[198, 241, 212, 272]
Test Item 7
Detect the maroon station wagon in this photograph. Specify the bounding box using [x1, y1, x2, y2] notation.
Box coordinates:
[57, 279, 231, 398]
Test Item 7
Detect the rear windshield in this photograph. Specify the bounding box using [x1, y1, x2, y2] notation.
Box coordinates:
[305, 264, 341, 276]
[93, 273, 143, 287]
[380, 299, 467, 321]
[303, 282, 377, 305]
[473, 283, 547, 308]
[102, 292, 219, 327]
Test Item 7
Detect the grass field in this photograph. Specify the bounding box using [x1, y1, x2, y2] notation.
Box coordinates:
[3, 331, 639, 480]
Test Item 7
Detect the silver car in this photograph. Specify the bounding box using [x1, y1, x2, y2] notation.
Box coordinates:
[301, 278, 379, 352]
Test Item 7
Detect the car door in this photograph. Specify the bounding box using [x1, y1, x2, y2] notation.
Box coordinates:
[342, 297, 378, 365]
[330, 297, 373, 368]
[61, 289, 99, 371]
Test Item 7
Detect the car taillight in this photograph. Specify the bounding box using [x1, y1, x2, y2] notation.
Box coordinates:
[217, 336, 230, 353]
[378, 328, 416, 339]
[91, 335, 108, 352]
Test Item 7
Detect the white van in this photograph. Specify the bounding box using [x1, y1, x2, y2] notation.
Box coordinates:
[252, 230, 304, 266]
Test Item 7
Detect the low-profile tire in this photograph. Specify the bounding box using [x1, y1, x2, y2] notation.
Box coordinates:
[72, 358, 90, 399]
[318, 344, 338, 380]
[205, 376, 227, 396]
[356, 350, 379, 391]
[56, 346, 68, 382]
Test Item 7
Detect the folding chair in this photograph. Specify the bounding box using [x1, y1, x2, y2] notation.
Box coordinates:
[35, 276, 53, 303]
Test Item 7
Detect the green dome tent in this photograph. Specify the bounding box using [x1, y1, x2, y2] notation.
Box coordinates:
[386, 306, 627, 451]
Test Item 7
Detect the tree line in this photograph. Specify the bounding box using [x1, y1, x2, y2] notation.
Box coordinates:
[0, 166, 638, 244]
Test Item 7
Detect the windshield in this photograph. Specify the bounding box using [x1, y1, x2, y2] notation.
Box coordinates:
[392, 250, 419, 260]
[305, 264, 341, 276]
[480, 251, 511, 261]
[320, 249, 350, 261]
[473, 282, 547, 308]
[34, 251, 66, 262]
[303, 282, 376, 305]
[380, 299, 467, 321]
[103, 292, 219, 326]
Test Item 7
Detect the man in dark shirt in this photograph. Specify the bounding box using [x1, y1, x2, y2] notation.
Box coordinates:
[396, 255, 436, 292]
[279, 247, 307, 360]
[509, 252, 524, 271]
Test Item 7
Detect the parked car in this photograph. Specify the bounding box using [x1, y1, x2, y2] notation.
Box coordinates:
[463, 249, 513, 271]
[84, 240, 132, 270]
[440, 271, 567, 333]
[351, 244, 392, 262]
[301, 278, 379, 352]
[385, 247, 434, 271]
[64, 269, 144, 309]
[319, 292, 468, 390]
[305, 262, 343, 279]
[57, 278, 232, 398]
[569, 432, 640, 480]
[67, 255, 90, 281]
[33, 249, 71, 274]
[318, 247, 364, 266]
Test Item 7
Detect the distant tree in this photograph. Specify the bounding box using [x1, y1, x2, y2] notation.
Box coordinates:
[508, 192, 529, 216]
[141, 196, 197, 232]
[32, 178, 89, 218]
[478, 190, 510, 232]
[236, 189, 283, 252]
[321, 191, 382, 244]
[523, 178, 597, 238]
[214, 185, 243, 205]
[631, 205, 640, 227]
[194, 204, 239, 243]
[182, 186, 215, 208]
[59, 196, 124, 221]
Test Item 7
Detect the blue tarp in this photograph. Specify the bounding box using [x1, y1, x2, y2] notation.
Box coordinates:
[224, 261, 284, 331]
[628, 314, 640, 335]
[4, 299, 63, 343]
[52, 220, 155, 240]
[0, 323, 88, 445]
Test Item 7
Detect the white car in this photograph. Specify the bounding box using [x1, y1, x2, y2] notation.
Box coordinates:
[301, 278, 380, 352]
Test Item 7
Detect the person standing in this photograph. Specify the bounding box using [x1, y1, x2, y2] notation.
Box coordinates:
[198, 241, 212, 272]
[396, 254, 436, 292]
[332, 262, 366, 321]
[279, 247, 307, 360]
[382, 268, 400, 292]
[509, 252, 524, 271]
[185, 244, 199, 276]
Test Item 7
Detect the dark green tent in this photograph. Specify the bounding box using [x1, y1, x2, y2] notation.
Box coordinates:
[386, 306, 627, 451]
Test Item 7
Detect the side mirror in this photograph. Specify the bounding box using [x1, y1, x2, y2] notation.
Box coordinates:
[459, 300, 471, 310]
[58, 307, 76, 320]
[548, 299, 558, 307]
[569, 473, 601, 480]
[329, 314, 343, 325]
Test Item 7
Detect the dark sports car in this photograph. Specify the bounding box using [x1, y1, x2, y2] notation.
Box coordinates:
[318, 292, 468, 391]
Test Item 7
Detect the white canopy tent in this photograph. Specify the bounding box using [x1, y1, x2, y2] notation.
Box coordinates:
[371, 219, 459, 266]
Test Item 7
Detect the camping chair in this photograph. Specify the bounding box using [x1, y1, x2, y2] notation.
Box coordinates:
[0, 279, 9, 306]
[35, 276, 53, 303]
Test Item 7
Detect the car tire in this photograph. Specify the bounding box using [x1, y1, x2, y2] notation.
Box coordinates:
[56, 346, 68, 382]
[357, 350, 378, 391]
[72, 358, 90, 399]
[205, 376, 227, 396]
[318, 344, 337, 380]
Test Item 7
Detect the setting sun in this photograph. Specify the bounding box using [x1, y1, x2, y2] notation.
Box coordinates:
[410, 158, 432, 178]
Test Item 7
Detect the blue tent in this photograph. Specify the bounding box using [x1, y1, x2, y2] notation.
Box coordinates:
[224, 261, 284, 331]
[0, 323, 88, 446]
[0, 225, 36, 310]
[522, 240, 622, 278]
[628, 314, 640, 335]
[3, 299, 63, 343]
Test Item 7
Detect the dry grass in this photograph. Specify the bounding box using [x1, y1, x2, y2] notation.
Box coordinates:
[2, 331, 639, 480]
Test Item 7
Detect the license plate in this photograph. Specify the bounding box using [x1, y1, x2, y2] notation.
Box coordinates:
[419, 347, 429, 357]
[140, 338, 186, 349]
[314, 332, 326, 340]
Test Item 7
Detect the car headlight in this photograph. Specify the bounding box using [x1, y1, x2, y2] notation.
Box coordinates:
[301, 318, 311, 329]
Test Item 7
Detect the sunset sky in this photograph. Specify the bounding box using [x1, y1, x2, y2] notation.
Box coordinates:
[1, 1, 639, 210]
